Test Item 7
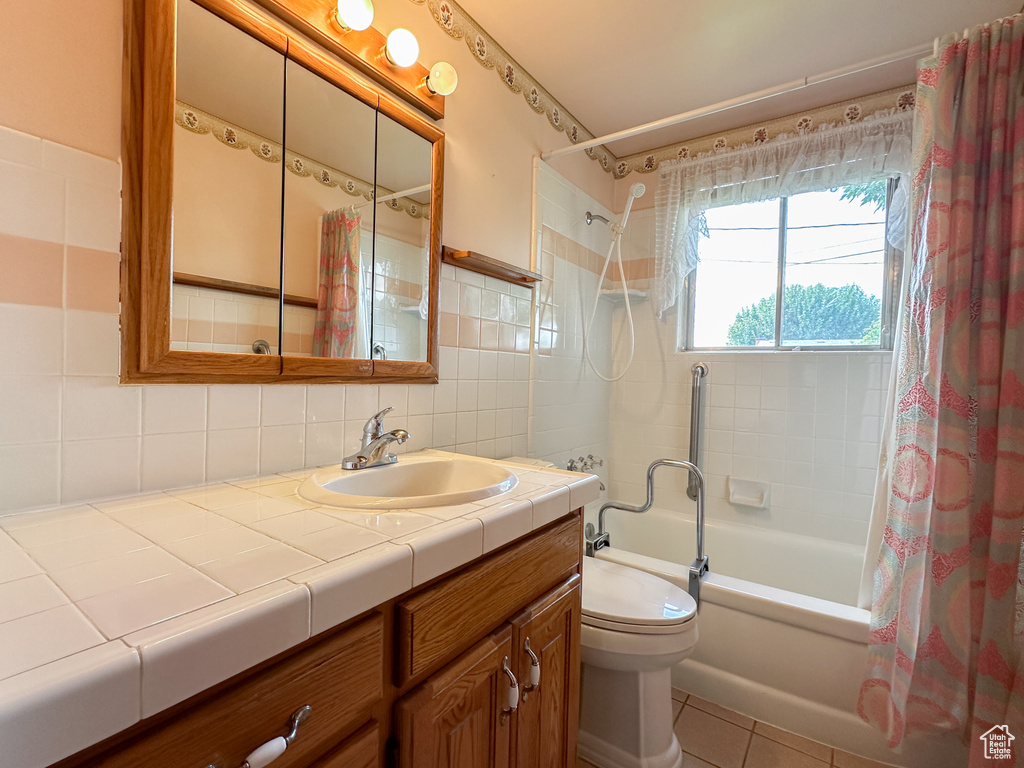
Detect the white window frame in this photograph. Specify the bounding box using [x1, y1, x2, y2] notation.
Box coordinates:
[679, 178, 902, 353]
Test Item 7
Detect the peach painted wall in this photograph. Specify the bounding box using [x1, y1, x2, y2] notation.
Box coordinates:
[0, 0, 123, 161]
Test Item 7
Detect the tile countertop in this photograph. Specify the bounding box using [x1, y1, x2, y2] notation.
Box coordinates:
[0, 451, 600, 768]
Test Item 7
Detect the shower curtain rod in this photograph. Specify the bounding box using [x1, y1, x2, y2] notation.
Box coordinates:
[540, 42, 931, 162]
[353, 184, 431, 209]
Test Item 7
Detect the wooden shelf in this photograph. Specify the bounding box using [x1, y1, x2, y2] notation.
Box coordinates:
[441, 247, 542, 287]
[173, 272, 318, 309]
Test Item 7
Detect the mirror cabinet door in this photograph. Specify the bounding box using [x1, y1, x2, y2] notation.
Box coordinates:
[281, 59, 377, 361]
[171, 0, 285, 357]
[372, 112, 434, 363]
[122, 0, 442, 382]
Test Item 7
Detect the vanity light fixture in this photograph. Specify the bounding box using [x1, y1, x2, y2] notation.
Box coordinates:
[425, 61, 458, 96]
[334, 0, 373, 31]
[251, 0, 445, 118]
[384, 28, 419, 67]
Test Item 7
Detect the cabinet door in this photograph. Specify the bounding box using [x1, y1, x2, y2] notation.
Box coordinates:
[510, 576, 581, 768]
[395, 626, 515, 768]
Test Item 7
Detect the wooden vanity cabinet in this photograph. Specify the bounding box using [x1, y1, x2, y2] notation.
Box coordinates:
[53, 613, 386, 768]
[510, 578, 581, 768]
[51, 513, 582, 768]
[393, 577, 581, 768]
[394, 626, 516, 768]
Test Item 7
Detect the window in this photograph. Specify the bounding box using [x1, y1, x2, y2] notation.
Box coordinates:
[681, 181, 900, 350]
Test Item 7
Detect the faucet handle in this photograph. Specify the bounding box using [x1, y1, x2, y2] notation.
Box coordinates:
[363, 407, 394, 442]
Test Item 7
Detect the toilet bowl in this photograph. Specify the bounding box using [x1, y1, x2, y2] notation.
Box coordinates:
[578, 557, 698, 768]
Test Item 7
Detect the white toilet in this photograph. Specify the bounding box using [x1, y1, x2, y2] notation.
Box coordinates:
[578, 557, 699, 768]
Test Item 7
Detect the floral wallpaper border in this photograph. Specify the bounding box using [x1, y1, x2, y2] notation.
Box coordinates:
[613, 85, 916, 177]
[405, 0, 917, 180]
[175, 101, 431, 220]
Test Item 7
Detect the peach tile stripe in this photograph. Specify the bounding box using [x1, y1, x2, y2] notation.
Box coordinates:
[0, 232, 63, 307]
[541, 225, 653, 287]
[66, 246, 119, 313]
[0, 233, 119, 313]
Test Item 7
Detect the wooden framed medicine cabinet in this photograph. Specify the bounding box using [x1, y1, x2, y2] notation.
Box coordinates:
[121, 0, 443, 384]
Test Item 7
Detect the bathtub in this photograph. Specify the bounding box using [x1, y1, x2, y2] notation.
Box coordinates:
[595, 507, 968, 768]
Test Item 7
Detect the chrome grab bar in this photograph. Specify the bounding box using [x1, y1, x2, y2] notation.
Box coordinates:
[687, 363, 708, 501]
[589, 458, 709, 607]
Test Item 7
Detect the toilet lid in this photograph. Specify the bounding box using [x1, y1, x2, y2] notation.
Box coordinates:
[582, 557, 697, 628]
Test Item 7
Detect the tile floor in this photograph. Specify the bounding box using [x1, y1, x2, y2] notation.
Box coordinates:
[577, 689, 897, 768]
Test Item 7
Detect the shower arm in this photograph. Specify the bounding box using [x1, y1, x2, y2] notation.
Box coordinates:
[590, 458, 709, 607]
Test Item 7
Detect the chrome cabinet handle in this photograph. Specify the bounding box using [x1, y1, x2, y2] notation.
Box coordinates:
[521, 637, 540, 699]
[499, 656, 519, 724]
[205, 705, 312, 768]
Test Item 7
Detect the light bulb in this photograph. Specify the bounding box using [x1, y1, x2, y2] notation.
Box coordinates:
[385, 28, 419, 68]
[335, 0, 373, 31]
[426, 61, 458, 96]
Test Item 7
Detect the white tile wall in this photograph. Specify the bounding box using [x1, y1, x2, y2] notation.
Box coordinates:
[603, 267, 891, 547]
[529, 162, 613, 488]
[0, 124, 532, 514]
[532, 162, 890, 547]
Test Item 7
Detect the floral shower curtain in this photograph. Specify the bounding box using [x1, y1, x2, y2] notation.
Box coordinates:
[859, 15, 1024, 762]
[313, 208, 369, 358]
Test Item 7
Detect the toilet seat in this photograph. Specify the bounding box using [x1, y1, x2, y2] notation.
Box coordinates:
[582, 557, 696, 634]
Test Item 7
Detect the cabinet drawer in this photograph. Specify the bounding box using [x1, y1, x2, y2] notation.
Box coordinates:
[77, 613, 384, 768]
[396, 514, 580, 683]
[312, 720, 380, 768]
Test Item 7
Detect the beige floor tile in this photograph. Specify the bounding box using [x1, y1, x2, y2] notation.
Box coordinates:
[673, 698, 684, 723]
[672, 687, 690, 703]
[745, 734, 828, 768]
[753, 722, 832, 762]
[681, 751, 718, 768]
[686, 695, 755, 729]
[832, 749, 899, 768]
[674, 706, 752, 768]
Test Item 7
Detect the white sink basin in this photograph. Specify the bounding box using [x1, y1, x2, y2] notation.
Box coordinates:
[298, 454, 519, 509]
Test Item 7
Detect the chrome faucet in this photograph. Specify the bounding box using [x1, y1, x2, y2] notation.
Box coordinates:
[341, 407, 410, 470]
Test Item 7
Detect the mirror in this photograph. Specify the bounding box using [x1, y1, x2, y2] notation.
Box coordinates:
[281, 58, 377, 360]
[121, 0, 443, 383]
[171, 0, 285, 355]
[371, 111, 433, 363]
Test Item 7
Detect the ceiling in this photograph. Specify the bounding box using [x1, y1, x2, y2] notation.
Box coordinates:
[456, 0, 1021, 157]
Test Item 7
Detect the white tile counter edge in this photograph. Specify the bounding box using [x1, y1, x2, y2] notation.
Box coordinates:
[0, 451, 600, 768]
[0, 641, 140, 768]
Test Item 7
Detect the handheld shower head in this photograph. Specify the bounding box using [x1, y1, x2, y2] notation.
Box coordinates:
[630, 182, 646, 198]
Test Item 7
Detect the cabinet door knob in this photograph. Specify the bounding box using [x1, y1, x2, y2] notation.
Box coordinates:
[521, 637, 540, 698]
[212, 705, 311, 768]
[499, 656, 519, 724]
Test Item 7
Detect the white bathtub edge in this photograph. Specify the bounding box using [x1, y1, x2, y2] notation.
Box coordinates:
[593, 548, 870, 643]
[704, 572, 870, 644]
[673, 659, 968, 768]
